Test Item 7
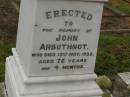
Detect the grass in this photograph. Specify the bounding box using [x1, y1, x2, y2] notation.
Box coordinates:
[0, 37, 15, 82]
[95, 33, 130, 77]
[108, 0, 130, 15]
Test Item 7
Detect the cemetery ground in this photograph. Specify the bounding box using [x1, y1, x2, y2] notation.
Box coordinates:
[0, 0, 130, 96]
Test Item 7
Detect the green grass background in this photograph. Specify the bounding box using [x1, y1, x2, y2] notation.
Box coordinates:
[108, 0, 130, 15]
[95, 33, 130, 77]
[0, 38, 15, 82]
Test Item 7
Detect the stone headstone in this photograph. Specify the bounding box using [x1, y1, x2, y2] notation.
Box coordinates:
[113, 72, 130, 97]
[5, 0, 108, 97]
[16, 0, 106, 77]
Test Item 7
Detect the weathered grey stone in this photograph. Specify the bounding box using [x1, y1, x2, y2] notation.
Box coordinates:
[113, 72, 130, 97]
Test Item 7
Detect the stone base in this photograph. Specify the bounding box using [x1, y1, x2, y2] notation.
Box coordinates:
[5, 49, 103, 97]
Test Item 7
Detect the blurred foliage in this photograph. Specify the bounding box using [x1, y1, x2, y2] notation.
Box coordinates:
[108, 0, 130, 15]
[95, 33, 130, 77]
[102, 92, 111, 97]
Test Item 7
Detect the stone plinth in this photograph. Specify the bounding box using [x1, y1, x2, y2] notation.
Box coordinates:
[5, 52, 103, 97]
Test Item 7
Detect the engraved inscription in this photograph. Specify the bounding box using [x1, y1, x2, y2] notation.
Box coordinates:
[30, 1, 102, 76]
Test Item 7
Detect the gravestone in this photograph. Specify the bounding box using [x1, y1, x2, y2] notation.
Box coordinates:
[5, 0, 108, 97]
[113, 72, 130, 97]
